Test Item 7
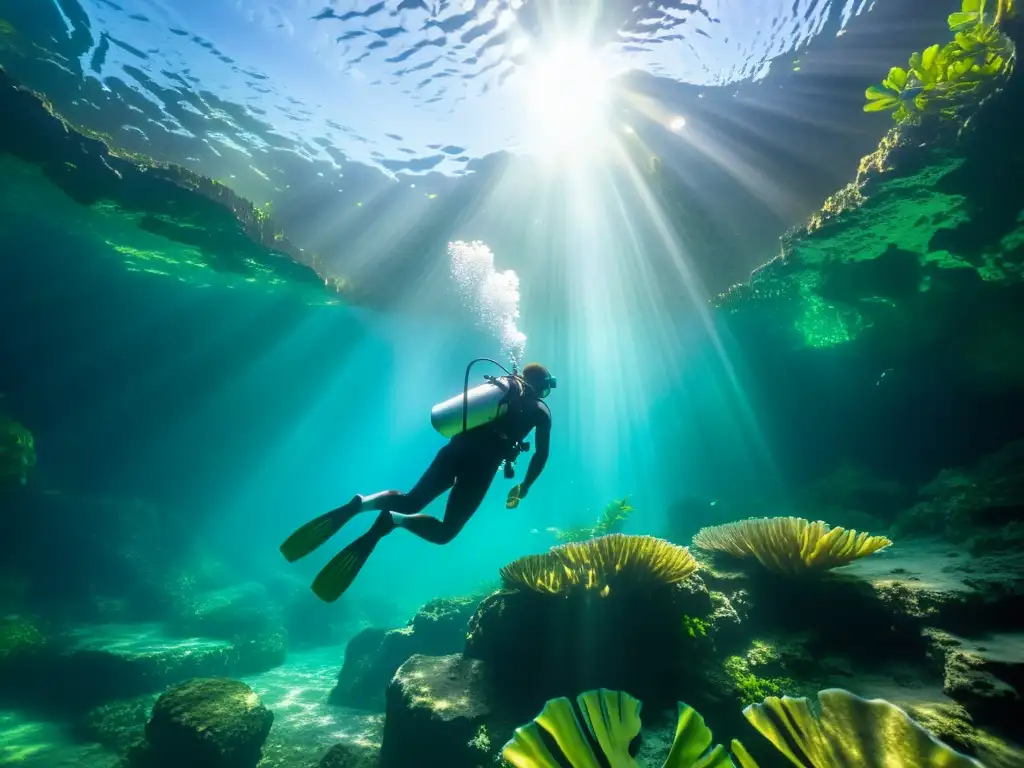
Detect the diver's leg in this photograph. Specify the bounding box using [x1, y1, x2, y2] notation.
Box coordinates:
[280, 446, 454, 563]
[394, 464, 497, 544]
[306, 447, 460, 601]
[385, 444, 459, 515]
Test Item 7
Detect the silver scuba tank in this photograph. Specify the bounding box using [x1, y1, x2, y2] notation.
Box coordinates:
[430, 376, 519, 438]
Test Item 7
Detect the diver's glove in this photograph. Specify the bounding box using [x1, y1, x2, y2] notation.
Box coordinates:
[506, 483, 527, 509]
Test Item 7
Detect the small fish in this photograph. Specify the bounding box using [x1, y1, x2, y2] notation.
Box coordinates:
[876, 368, 894, 386]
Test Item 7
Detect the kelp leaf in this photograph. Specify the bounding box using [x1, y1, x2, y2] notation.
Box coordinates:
[922, 43, 941, 72]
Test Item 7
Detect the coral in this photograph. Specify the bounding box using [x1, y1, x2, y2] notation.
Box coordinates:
[502, 688, 736, 768]
[692, 517, 891, 574]
[0, 411, 35, 486]
[129, 677, 273, 768]
[864, 0, 1014, 124]
[500, 534, 698, 595]
[743, 688, 985, 767]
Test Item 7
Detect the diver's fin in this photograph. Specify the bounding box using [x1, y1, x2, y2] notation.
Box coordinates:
[279, 495, 363, 563]
[310, 513, 393, 603]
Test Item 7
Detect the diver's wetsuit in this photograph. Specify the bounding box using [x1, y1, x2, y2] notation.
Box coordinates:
[383, 388, 552, 544]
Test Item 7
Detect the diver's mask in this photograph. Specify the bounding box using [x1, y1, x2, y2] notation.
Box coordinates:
[538, 375, 557, 399]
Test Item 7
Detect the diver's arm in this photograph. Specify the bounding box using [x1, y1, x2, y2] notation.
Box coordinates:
[522, 413, 551, 492]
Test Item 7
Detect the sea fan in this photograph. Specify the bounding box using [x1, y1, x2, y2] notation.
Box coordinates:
[500, 534, 698, 595]
[692, 517, 891, 574]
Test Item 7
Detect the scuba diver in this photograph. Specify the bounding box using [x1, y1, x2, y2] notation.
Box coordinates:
[279, 359, 556, 603]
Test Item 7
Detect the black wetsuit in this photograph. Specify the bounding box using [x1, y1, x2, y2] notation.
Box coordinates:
[385, 386, 552, 544]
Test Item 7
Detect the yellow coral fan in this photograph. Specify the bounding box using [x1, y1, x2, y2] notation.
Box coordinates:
[742, 688, 984, 767]
[500, 534, 698, 595]
[692, 517, 891, 574]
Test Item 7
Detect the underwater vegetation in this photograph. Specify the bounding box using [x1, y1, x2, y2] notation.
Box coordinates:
[692, 517, 892, 574]
[864, 0, 1015, 123]
[549, 496, 637, 544]
[502, 686, 984, 767]
[0, 409, 34, 485]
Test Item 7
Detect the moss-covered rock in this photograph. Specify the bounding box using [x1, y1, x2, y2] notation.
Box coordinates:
[329, 596, 477, 711]
[168, 582, 280, 640]
[128, 678, 273, 768]
[465, 573, 717, 720]
[318, 742, 380, 768]
[926, 630, 1024, 733]
[378, 654, 502, 768]
[0, 623, 285, 715]
[710, 41, 1024, 492]
[894, 441, 1024, 551]
[0, 66, 345, 300]
[0, 410, 34, 487]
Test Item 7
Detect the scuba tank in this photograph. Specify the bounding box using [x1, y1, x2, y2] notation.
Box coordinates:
[430, 358, 524, 438]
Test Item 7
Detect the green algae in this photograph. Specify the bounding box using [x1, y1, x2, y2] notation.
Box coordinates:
[722, 640, 801, 706]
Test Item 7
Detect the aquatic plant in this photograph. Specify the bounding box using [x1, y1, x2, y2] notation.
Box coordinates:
[0, 412, 35, 486]
[502, 687, 984, 767]
[502, 688, 738, 768]
[864, 0, 1014, 123]
[743, 688, 985, 767]
[552, 496, 637, 543]
[499, 534, 698, 595]
[723, 655, 796, 707]
[691, 517, 891, 574]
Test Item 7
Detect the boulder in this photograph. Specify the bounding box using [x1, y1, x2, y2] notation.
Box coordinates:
[378, 654, 499, 768]
[318, 742, 379, 768]
[128, 678, 273, 768]
[169, 582, 279, 640]
[1, 623, 285, 715]
[329, 596, 477, 710]
[465, 575, 717, 719]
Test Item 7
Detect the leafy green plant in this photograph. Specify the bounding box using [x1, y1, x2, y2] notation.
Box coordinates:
[551, 496, 636, 543]
[864, 0, 1014, 123]
[683, 615, 710, 638]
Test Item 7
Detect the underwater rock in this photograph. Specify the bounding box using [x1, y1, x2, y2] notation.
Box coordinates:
[699, 537, 1024, 667]
[712, 46, 1024, 491]
[0, 409, 35, 486]
[0, 623, 285, 715]
[378, 653, 499, 768]
[927, 630, 1024, 732]
[0, 67, 342, 299]
[169, 582, 280, 640]
[82, 693, 159, 755]
[318, 742, 380, 768]
[329, 596, 477, 711]
[465, 574, 717, 720]
[128, 677, 273, 768]
[895, 441, 1024, 551]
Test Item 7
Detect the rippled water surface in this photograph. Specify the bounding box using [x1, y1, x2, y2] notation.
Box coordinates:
[5, 0, 872, 178]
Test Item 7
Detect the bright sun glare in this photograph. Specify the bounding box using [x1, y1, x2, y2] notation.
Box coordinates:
[523, 42, 612, 153]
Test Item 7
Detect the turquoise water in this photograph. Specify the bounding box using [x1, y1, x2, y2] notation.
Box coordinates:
[2, 0, 1021, 767]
